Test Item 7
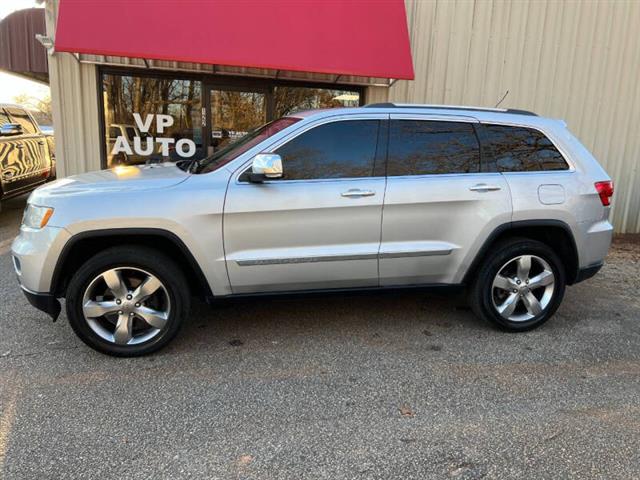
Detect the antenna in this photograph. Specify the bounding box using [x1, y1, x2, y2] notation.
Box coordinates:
[495, 90, 509, 108]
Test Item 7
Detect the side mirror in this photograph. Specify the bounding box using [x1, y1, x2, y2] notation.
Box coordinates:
[249, 153, 283, 182]
[0, 123, 23, 136]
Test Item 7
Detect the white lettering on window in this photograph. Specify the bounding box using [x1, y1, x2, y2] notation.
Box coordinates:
[111, 136, 132, 156]
[175, 138, 196, 158]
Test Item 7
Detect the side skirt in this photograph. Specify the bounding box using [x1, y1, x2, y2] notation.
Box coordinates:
[208, 283, 466, 304]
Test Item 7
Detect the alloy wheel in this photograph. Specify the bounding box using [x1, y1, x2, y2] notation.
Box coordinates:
[81, 267, 171, 345]
[491, 254, 555, 322]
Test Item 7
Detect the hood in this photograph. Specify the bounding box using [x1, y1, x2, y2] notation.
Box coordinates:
[32, 163, 190, 199]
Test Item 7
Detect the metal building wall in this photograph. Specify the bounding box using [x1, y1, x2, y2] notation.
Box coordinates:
[45, 0, 102, 176]
[371, 0, 640, 233]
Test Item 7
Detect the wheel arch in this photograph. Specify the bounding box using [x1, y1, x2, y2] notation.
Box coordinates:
[462, 220, 580, 286]
[51, 228, 213, 300]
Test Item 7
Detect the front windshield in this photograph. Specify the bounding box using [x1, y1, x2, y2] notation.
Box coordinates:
[196, 117, 301, 174]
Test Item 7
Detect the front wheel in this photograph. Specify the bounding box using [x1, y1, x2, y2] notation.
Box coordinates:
[66, 246, 190, 356]
[469, 238, 566, 331]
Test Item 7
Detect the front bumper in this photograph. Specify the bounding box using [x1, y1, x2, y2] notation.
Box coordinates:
[574, 262, 603, 284]
[21, 286, 61, 321]
[11, 225, 70, 293]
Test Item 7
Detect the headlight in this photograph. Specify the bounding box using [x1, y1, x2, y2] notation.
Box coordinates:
[22, 204, 54, 229]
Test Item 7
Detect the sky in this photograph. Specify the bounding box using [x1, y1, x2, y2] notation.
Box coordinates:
[0, 0, 49, 104]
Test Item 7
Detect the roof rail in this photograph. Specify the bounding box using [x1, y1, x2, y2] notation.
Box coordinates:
[364, 102, 537, 116]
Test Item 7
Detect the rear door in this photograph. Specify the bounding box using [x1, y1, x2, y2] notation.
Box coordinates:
[379, 114, 512, 286]
[224, 115, 387, 293]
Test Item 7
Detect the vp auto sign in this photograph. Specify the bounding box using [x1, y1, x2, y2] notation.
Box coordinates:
[110, 114, 197, 158]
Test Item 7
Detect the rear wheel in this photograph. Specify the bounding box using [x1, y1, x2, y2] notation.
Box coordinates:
[66, 246, 190, 356]
[469, 238, 565, 331]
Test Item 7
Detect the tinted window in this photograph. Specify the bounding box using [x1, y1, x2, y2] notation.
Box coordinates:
[0, 109, 10, 127]
[108, 126, 120, 139]
[484, 124, 569, 171]
[7, 108, 36, 134]
[275, 120, 379, 180]
[205, 117, 301, 175]
[387, 120, 480, 176]
[125, 127, 137, 141]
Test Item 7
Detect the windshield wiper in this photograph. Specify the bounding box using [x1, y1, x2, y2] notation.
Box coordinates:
[188, 158, 202, 173]
[176, 157, 202, 173]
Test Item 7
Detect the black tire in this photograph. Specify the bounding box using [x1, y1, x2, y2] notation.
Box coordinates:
[469, 237, 565, 332]
[66, 246, 190, 356]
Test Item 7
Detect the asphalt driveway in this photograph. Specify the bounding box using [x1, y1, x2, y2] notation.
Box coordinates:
[0, 194, 639, 479]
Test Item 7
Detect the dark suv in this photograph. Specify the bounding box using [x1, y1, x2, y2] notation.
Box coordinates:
[0, 104, 55, 206]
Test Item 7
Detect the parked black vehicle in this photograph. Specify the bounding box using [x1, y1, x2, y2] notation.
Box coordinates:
[0, 104, 55, 207]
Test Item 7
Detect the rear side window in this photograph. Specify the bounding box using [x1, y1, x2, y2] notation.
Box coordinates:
[483, 124, 569, 171]
[6, 108, 37, 134]
[0, 109, 10, 127]
[387, 120, 480, 176]
[275, 120, 379, 180]
[125, 127, 137, 141]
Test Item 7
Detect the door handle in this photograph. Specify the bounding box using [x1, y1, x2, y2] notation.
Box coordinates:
[16, 144, 25, 149]
[3, 171, 14, 178]
[341, 189, 375, 198]
[469, 184, 501, 192]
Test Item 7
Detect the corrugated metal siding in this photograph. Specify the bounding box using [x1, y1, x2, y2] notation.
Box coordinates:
[372, 0, 640, 233]
[46, 0, 102, 176]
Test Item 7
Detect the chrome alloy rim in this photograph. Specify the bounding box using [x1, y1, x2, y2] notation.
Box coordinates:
[491, 255, 555, 322]
[82, 267, 171, 345]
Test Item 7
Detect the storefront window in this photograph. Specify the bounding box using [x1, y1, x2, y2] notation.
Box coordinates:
[103, 74, 202, 167]
[101, 72, 362, 169]
[274, 86, 361, 117]
[210, 90, 266, 153]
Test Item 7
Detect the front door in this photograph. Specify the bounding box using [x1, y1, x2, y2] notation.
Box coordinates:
[223, 115, 387, 294]
[206, 87, 267, 156]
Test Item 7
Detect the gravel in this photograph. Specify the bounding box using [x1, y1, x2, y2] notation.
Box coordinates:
[0, 194, 638, 479]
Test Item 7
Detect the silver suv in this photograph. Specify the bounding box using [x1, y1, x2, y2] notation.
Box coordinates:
[12, 104, 614, 356]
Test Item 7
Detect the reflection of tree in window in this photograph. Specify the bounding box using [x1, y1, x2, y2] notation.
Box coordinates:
[103, 74, 203, 165]
[484, 125, 568, 171]
[274, 87, 360, 117]
[103, 75, 201, 142]
[388, 121, 480, 176]
[210, 91, 266, 151]
[212, 91, 265, 132]
[275, 121, 378, 180]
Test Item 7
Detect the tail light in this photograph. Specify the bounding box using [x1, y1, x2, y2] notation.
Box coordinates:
[594, 181, 614, 206]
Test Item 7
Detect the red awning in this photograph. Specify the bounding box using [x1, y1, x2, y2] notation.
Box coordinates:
[54, 0, 414, 81]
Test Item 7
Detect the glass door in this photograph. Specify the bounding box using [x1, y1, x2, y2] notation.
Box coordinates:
[205, 87, 267, 155]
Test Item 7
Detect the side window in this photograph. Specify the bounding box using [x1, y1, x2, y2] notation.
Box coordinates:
[483, 124, 569, 172]
[0, 109, 11, 127]
[274, 120, 379, 180]
[7, 108, 37, 135]
[108, 126, 120, 139]
[387, 120, 480, 176]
